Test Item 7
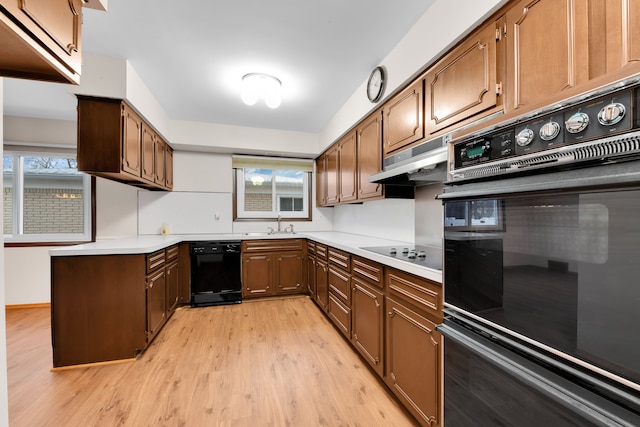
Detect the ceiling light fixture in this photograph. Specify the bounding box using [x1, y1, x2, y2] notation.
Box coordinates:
[241, 73, 282, 108]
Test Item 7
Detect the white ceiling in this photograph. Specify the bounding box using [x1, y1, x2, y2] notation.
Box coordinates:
[3, 0, 436, 133]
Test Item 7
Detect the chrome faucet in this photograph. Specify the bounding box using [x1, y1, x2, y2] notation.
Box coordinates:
[277, 215, 282, 232]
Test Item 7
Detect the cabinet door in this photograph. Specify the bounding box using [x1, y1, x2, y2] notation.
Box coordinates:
[121, 105, 143, 177]
[146, 269, 166, 343]
[315, 259, 329, 312]
[351, 278, 384, 377]
[357, 111, 384, 201]
[328, 293, 351, 339]
[325, 144, 340, 205]
[385, 297, 442, 427]
[383, 79, 424, 157]
[141, 124, 156, 183]
[0, 0, 82, 83]
[588, 1, 640, 77]
[315, 154, 327, 207]
[505, 0, 589, 113]
[165, 260, 179, 316]
[338, 131, 358, 203]
[307, 255, 317, 298]
[165, 145, 174, 190]
[425, 19, 501, 135]
[154, 137, 166, 186]
[242, 253, 273, 298]
[275, 252, 304, 295]
[177, 243, 191, 304]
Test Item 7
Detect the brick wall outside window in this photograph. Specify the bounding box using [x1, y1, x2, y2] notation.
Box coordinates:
[3, 187, 84, 234]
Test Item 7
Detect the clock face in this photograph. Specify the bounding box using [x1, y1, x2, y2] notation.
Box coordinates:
[367, 67, 385, 103]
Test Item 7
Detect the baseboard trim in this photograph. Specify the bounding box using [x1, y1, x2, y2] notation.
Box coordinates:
[50, 358, 136, 372]
[5, 303, 50, 310]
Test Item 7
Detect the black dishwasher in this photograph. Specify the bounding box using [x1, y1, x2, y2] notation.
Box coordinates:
[190, 241, 242, 307]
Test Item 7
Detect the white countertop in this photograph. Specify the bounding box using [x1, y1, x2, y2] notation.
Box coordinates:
[49, 231, 443, 283]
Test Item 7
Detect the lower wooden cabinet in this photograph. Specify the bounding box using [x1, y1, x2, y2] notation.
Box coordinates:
[307, 254, 317, 299]
[385, 296, 442, 427]
[327, 293, 351, 339]
[351, 277, 384, 377]
[315, 258, 329, 312]
[146, 267, 166, 344]
[242, 253, 273, 298]
[51, 247, 185, 368]
[241, 239, 305, 299]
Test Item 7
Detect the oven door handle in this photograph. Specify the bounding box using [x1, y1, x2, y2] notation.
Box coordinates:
[437, 321, 640, 426]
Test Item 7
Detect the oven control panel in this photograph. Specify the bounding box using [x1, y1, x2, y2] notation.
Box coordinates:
[453, 88, 635, 171]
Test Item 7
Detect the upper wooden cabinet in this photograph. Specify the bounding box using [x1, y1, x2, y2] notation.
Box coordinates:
[77, 96, 174, 191]
[357, 111, 384, 201]
[589, 0, 640, 78]
[315, 153, 327, 207]
[325, 144, 340, 205]
[382, 79, 425, 157]
[425, 17, 504, 136]
[0, 0, 83, 84]
[505, 0, 590, 113]
[338, 131, 358, 203]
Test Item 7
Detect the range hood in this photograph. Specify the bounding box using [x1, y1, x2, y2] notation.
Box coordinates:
[369, 137, 448, 185]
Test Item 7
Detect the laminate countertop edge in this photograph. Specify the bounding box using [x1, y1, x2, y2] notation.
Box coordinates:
[49, 232, 443, 283]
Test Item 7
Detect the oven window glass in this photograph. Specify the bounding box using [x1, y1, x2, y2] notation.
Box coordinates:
[444, 189, 640, 387]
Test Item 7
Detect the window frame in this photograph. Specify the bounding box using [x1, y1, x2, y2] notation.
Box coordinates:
[3, 150, 96, 246]
[232, 155, 315, 221]
[235, 168, 311, 220]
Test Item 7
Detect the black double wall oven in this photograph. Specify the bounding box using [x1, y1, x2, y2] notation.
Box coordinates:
[437, 81, 640, 426]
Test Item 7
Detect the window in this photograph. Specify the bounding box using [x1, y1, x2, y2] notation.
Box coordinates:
[3, 151, 93, 243]
[233, 156, 313, 220]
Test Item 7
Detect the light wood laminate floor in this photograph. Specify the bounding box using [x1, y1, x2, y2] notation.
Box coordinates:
[7, 296, 418, 426]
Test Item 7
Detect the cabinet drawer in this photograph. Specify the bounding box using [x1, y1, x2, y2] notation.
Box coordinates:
[165, 245, 179, 261]
[328, 293, 351, 339]
[307, 240, 316, 255]
[315, 243, 328, 261]
[242, 239, 304, 252]
[328, 247, 350, 270]
[351, 256, 383, 288]
[146, 250, 166, 274]
[328, 265, 351, 305]
[386, 268, 442, 322]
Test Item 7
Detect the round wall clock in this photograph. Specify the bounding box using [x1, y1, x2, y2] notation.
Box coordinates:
[367, 66, 385, 103]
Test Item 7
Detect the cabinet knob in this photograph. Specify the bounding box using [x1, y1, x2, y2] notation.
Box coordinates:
[375, 300, 380, 308]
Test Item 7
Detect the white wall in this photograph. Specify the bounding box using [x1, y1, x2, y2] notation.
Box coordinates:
[96, 178, 139, 238]
[0, 77, 12, 426]
[332, 199, 415, 243]
[4, 247, 52, 304]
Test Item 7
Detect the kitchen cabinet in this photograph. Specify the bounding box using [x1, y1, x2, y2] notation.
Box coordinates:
[588, 1, 640, 78]
[325, 144, 340, 205]
[327, 247, 352, 339]
[382, 79, 425, 157]
[385, 268, 443, 427]
[505, 0, 590, 113]
[241, 239, 305, 298]
[338, 131, 358, 203]
[314, 243, 329, 312]
[307, 241, 317, 299]
[141, 124, 156, 183]
[76, 96, 174, 191]
[356, 111, 384, 201]
[146, 250, 167, 344]
[350, 256, 385, 377]
[165, 245, 180, 316]
[315, 153, 327, 207]
[177, 242, 191, 305]
[424, 17, 504, 136]
[154, 136, 166, 186]
[51, 254, 147, 368]
[0, 0, 83, 84]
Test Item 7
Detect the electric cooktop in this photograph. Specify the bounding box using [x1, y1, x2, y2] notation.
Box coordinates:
[360, 245, 443, 271]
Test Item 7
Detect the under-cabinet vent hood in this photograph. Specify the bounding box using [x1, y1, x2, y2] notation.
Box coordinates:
[369, 137, 448, 186]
